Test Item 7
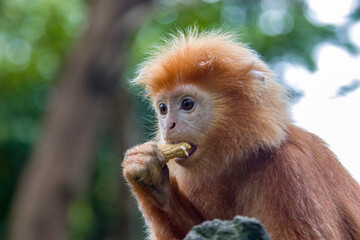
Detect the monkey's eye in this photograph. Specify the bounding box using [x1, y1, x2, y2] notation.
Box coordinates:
[159, 103, 167, 115]
[181, 99, 194, 111]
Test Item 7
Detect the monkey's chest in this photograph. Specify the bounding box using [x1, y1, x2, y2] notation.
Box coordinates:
[187, 186, 237, 220]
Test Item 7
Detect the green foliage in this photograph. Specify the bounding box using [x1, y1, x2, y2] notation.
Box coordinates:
[0, 0, 88, 238]
[127, 1, 339, 71]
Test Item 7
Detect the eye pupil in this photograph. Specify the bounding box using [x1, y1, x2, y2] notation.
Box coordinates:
[159, 103, 167, 115]
[182, 99, 194, 111]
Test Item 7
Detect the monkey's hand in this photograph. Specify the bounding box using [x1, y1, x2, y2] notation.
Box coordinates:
[122, 142, 170, 207]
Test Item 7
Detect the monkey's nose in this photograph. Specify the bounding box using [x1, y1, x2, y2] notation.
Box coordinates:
[169, 122, 176, 130]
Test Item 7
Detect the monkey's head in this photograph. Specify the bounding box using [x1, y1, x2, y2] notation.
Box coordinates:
[134, 29, 291, 171]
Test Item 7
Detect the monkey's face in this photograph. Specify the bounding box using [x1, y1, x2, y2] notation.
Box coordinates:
[154, 84, 213, 166]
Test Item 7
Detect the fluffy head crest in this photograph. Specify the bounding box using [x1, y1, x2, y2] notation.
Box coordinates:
[135, 28, 291, 156]
[134, 29, 272, 97]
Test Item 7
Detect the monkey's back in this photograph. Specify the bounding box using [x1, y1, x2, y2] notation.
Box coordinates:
[253, 125, 360, 239]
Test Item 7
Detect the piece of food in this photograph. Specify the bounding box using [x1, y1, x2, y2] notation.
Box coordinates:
[158, 142, 192, 162]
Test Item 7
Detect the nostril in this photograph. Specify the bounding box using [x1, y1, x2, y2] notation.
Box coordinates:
[169, 122, 176, 130]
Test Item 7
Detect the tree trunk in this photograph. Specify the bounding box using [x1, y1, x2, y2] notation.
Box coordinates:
[7, 0, 150, 240]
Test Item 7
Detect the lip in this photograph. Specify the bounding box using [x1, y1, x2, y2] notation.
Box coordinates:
[174, 144, 197, 163]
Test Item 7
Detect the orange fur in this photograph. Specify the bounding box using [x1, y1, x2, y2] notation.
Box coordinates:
[124, 29, 360, 239]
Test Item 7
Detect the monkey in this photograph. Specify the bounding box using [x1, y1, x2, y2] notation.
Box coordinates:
[122, 29, 360, 240]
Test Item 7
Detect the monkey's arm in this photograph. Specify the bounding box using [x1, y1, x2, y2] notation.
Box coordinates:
[138, 175, 205, 240]
[122, 142, 204, 240]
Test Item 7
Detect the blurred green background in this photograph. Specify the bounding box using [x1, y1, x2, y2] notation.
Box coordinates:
[0, 0, 359, 239]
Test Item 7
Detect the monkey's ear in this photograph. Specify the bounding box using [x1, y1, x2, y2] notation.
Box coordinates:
[248, 70, 266, 83]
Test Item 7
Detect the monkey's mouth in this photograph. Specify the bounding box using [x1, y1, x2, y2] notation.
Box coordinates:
[174, 144, 197, 162]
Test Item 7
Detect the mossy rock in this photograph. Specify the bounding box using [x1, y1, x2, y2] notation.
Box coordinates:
[184, 216, 271, 240]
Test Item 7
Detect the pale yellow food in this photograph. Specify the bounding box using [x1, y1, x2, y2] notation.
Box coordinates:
[158, 142, 192, 162]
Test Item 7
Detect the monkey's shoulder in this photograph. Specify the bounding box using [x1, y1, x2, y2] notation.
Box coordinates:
[264, 124, 359, 192]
